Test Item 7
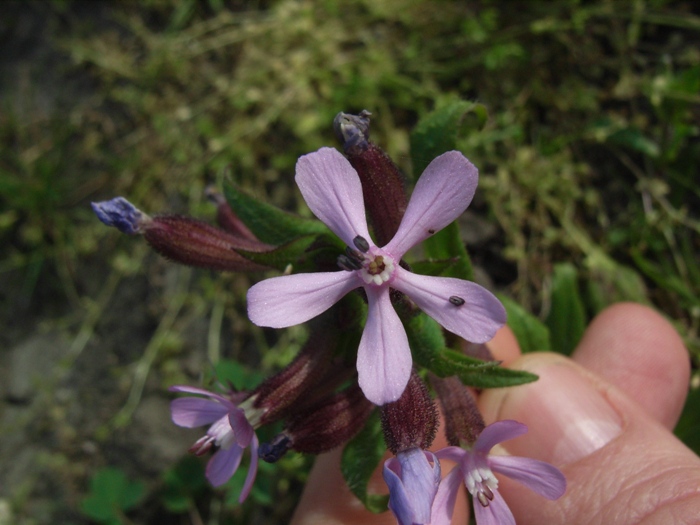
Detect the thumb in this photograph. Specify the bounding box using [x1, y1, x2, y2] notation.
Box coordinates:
[479, 353, 700, 524]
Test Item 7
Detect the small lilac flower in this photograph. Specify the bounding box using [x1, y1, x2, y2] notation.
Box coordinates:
[432, 420, 566, 525]
[247, 148, 506, 405]
[91, 197, 148, 234]
[383, 448, 441, 525]
[169, 386, 258, 501]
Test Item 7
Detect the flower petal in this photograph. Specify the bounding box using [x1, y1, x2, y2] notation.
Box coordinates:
[474, 420, 528, 453]
[384, 151, 477, 259]
[207, 445, 244, 487]
[383, 459, 416, 525]
[392, 269, 506, 343]
[169, 385, 231, 404]
[397, 449, 441, 524]
[170, 398, 230, 428]
[239, 435, 259, 503]
[356, 288, 412, 405]
[434, 446, 467, 464]
[247, 271, 358, 328]
[473, 489, 516, 525]
[229, 408, 254, 447]
[295, 147, 372, 247]
[489, 455, 567, 500]
[430, 466, 464, 525]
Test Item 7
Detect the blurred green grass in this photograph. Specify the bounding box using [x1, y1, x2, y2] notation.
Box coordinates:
[1, 0, 698, 523]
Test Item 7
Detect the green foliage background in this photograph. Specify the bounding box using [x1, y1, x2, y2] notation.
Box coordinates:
[1, 0, 698, 523]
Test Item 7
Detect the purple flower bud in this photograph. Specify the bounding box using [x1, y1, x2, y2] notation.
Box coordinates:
[142, 215, 272, 272]
[334, 111, 408, 246]
[381, 372, 438, 454]
[91, 197, 148, 235]
[282, 383, 374, 455]
[431, 375, 484, 447]
[205, 185, 259, 241]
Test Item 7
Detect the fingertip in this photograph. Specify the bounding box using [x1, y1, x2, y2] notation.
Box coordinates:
[572, 302, 690, 428]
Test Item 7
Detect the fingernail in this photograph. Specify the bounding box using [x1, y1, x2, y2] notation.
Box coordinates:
[491, 360, 623, 465]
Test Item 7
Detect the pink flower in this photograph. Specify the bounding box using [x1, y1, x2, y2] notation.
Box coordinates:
[247, 147, 506, 405]
[169, 386, 258, 501]
[383, 448, 441, 525]
[432, 420, 566, 525]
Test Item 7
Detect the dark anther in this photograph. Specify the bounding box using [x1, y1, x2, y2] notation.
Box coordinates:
[428, 229, 435, 234]
[353, 235, 370, 253]
[338, 254, 362, 271]
[449, 296, 465, 306]
[258, 434, 292, 463]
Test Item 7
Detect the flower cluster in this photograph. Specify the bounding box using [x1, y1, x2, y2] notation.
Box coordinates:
[93, 110, 565, 523]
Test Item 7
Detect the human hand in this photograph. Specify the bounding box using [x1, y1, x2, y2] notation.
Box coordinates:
[291, 303, 699, 524]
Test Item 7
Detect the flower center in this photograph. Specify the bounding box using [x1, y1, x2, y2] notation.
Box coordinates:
[336, 236, 397, 287]
[465, 464, 499, 507]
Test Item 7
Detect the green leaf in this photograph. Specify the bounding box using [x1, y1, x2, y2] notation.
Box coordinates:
[224, 181, 329, 245]
[235, 233, 343, 272]
[340, 411, 388, 514]
[421, 221, 474, 280]
[410, 99, 488, 178]
[498, 294, 551, 352]
[161, 456, 207, 514]
[406, 312, 538, 388]
[545, 263, 587, 355]
[80, 467, 145, 523]
[214, 359, 264, 392]
[410, 258, 461, 278]
[674, 386, 700, 455]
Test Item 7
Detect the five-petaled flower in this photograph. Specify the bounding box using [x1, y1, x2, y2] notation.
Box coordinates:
[432, 420, 567, 525]
[169, 386, 258, 500]
[383, 448, 441, 525]
[247, 147, 506, 405]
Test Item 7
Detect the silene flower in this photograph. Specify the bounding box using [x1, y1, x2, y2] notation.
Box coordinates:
[169, 386, 259, 501]
[383, 448, 441, 525]
[432, 420, 567, 525]
[247, 147, 506, 405]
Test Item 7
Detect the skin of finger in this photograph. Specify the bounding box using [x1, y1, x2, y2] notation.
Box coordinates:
[570, 302, 689, 429]
[479, 356, 700, 524]
[291, 325, 517, 525]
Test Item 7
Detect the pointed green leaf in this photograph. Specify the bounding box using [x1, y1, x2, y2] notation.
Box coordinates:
[498, 294, 551, 353]
[235, 233, 343, 272]
[410, 257, 461, 278]
[410, 99, 488, 178]
[224, 181, 329, 245]
[340, 410, 388, 514]
[406, 312, 537, 388]
[545, 263, 587, 355]
[421, 221, 474, 280]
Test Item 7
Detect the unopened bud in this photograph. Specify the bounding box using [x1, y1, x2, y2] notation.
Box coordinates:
[92, 197, 149, 235]
[249, 326, 340, 426]
[282, 383, 373, 455]
[334, 111, 408, 246]
[205, 186, 259, 241]
[333, 110, 371, 152]
[430, 375, 484, 446]
[143, 215, 272, 272]
[381, 371, 437, 454]
[258, 434, 291, 463]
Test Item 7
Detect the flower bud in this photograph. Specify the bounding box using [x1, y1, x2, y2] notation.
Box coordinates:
[334, 111, 408, 247]
[143, 215, 272, 272]
[205, 186, 259, 241]
[381, 371, 437, 454]
[430, 375, 485, 446]
[248, 325, 344, 426]
[261, 383, 373, 460]
[92, 197, 149, 235]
